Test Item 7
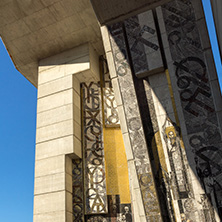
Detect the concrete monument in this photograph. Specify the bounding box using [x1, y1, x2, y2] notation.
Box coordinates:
[0, 0, 222, 221]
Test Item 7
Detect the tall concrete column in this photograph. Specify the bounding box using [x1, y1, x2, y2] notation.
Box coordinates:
[101, 23, 163, 222]
[33, 44, 99, 222]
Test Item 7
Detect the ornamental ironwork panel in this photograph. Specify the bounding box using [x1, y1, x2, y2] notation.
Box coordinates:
[82, 82, 108, 214]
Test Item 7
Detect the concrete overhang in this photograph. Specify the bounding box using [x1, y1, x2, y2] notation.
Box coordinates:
[0, 0, 171, 87]
[0, 0, 103, 87]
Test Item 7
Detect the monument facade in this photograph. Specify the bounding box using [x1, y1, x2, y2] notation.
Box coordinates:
[0, 0, 222, 221]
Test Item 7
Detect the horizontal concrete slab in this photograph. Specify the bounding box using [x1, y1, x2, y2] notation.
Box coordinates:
[0, 0, 103, 86]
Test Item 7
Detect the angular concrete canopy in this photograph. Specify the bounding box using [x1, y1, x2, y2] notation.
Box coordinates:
[0, 0, 103, 87]
[0, 0, 172, 87]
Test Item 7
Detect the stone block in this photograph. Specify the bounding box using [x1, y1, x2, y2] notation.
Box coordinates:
[34, 172, 69, 195]
[36, 119, 73, 143]
[65, 55, 90, 75]
[122, 133, 134, 160]
[73, 76, 80, 95]
[65, 173, 72, 193]
[75, 70, 97, 83]
[61, 44, 99, 82]
[106, 52, 117, 79]
[101, 26, 112, 53]
[37, 104, 73, 128]
[74, 121, 81, 141]
[117, 105, 128, 134]
[65, 156, 72, 175]
[38, 65, 65, 85]
[74, 104, 81, 126]
[38, 75, 73, 98]
[66, 191, 73, 213]
[39, 44, 89, 71]
[66, 211, 73, 222]
[35, 155, 65, 178]
[74, 136, 82, 158]
[35, 136, 76, 160]
[73, 90, 80, 110]
[128, 160, 140, 189]
[37, 89, 73, 113]
[139, 216, 147, 222]
[34, 191, 66, 214]
[33, 211, 66, 222]
[89, 44, 100, 81]
[134, 188, 146, 217]
[111, 78, 123, 106]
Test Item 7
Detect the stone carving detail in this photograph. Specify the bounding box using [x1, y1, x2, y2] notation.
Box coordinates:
[82, 82, 108, 214]
[124, 10, 164, 77]
[72, 159, 84, 221]
[101, 58, 120, 127]
[141, 77, 198, 221]
[161, 0, 222, 220]
[108, 22, 162, 221]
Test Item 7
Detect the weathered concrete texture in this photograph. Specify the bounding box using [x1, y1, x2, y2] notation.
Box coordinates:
[0, 0, 103, 86]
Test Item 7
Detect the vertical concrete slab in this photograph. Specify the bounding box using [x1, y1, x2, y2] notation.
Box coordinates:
[34, 44, 99, 222]
[157, 0, 222, 221]
[101, 22, 163, 221]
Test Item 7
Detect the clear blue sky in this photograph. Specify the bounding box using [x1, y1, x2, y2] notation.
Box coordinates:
[0, 1, 221, 222]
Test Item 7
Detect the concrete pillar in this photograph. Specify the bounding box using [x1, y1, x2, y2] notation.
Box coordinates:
[33, 44, 99, 222]
[101, 24, 163, 222]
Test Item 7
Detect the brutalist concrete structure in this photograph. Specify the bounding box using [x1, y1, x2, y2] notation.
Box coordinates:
[1, 0, 222, 221]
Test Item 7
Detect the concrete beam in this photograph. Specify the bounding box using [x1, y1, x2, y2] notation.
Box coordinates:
[0, 0, 103, 87]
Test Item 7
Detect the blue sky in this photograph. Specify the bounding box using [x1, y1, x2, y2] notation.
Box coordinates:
[0, 1, 221, 222]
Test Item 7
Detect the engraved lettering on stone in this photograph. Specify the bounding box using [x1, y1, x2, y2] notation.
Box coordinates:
[161, 0, 222, 219]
